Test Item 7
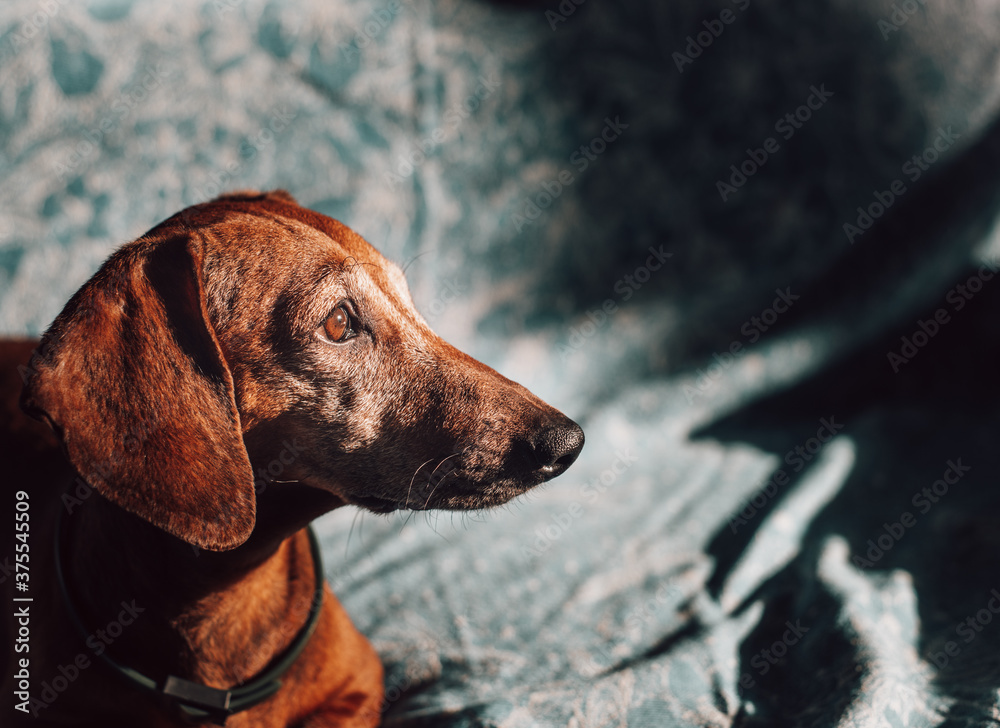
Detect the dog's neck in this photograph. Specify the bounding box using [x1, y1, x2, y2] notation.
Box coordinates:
[62, 481, 344, 688]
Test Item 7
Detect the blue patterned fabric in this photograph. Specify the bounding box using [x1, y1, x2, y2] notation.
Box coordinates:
[3, 0, 1000, 725]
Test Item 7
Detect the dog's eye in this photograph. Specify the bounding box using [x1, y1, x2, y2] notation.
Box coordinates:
[323, 305, 355, 342]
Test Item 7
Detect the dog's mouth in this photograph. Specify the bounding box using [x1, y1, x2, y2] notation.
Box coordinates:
[348, 494, 406, 513]
[348, 490, 522, 514]
[345, 469, 565, 514]
[341, 421, 585, 514]
[347, 488, 503, 514]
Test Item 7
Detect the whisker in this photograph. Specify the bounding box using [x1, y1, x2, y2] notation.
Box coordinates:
[340, 508, 364, 586]
[401, 250, 432, 275]
[427, 450, 462, 481]
[422, 480, 443, 510]
[421, 466, 457, 510]
[406, 457, 436, 509]
[426, 510, 453, 545]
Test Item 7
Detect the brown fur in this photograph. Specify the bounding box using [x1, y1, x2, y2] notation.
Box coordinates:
[0, 191, 583, 726]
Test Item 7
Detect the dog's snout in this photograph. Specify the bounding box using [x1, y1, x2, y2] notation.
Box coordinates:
[531, 418, 585, 476]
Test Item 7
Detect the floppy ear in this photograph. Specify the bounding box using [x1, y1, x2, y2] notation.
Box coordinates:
[21, 233, 255, 551]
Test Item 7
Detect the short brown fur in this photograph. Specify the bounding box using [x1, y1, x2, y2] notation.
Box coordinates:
[1, 191, 583, 726]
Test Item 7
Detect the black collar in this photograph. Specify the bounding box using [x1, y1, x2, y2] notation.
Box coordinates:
[54, 506, 325, 726]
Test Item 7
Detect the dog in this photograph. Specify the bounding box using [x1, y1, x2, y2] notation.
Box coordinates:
[1, 190, 584, 727]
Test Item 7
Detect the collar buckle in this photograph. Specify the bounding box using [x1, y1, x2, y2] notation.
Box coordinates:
[163, 675, 233, 725]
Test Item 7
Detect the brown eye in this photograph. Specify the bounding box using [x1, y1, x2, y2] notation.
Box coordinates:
[323, 305, 353, 342]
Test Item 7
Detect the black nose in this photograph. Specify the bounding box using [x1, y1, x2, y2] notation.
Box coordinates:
[531, 418, 585, 476]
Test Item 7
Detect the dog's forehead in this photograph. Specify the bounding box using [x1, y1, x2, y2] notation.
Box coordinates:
[203, 207, 415, 314]
[267, 214, 408, 295]
[199, 208, 381, 273]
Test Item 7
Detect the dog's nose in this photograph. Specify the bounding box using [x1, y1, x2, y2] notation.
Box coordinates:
[531, 418, 585, 476]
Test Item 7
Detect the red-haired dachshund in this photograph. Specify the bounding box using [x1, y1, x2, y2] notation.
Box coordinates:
[1, 190, 583, 726]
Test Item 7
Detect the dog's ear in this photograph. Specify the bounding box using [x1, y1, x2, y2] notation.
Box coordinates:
[21, 234, 255, 551]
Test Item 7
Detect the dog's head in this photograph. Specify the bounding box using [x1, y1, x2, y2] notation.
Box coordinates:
[22, 191, 583, 550]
